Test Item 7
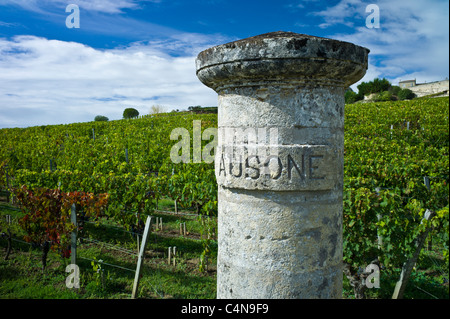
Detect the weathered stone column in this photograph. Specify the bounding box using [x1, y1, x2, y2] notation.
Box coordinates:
[196, 31, 369, 299]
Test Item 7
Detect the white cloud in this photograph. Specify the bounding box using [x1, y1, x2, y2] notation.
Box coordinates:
[284, 3, 305, 11]
[0, 0, 160, 14]
[0, 35, 220, 128]
[60, 0, 137, 13]
[312, 0, 364, 27]
[0, 21, 19, 27]
[316, 0, 449, 86]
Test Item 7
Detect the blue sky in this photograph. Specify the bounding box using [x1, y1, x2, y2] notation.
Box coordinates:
[0, 0, 449, 128]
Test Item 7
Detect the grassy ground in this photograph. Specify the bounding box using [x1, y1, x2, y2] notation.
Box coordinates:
[342, 254, 449, 299]
[0, 201, 217, 299]
[1, 200, 448, 299]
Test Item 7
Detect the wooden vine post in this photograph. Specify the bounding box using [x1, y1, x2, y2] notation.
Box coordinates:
[168, 246, 177, 266]
[392, 209, 436, 299]
[132, 215, 152, 299]
[71, 204, 77, 265]
[3, 215, 12, 260]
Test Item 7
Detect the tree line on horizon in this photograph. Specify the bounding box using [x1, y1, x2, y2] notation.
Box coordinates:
[346, 78, 416, 104]
[93, 79, 416, 123]
[94, 105, 218, 122]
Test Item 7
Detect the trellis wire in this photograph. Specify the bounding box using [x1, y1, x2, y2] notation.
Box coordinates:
[83, 220, 142, 237]
[79, 237, 138, 256]
[413, 284, 439, 299]
[77, 256, 136, 273]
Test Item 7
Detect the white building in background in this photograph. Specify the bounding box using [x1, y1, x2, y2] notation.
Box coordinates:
[398, 78, 449, 97]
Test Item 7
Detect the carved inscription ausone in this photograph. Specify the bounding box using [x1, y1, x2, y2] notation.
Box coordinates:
[215, 145, 338, 191]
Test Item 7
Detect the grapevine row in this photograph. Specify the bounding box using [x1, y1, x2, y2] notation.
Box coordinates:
[1, 98, 448, 289]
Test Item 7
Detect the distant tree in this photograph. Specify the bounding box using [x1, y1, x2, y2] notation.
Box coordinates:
[389, 85, 402, 96]
[397, 88, 416, 100]
[371, 78, 391, 93]
[188, 105, 202, 112]
[356, 81, 370, 97]
[187, 105, 217, 113]
[123, 108, 139, 119]
[150, 105, 165, 114]
[345, 89, 359, 104]
[374, 91, 393, 102]
[94, 115, 109, 122]
[357, 78, 391, 96]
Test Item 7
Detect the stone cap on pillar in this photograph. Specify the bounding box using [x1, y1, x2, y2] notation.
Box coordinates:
[196, 31, 369, 91]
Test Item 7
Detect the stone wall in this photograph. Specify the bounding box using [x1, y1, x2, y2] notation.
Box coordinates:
[409, 79, 449, 97]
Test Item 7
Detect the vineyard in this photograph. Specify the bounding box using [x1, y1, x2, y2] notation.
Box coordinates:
[0, 97, 449, 299]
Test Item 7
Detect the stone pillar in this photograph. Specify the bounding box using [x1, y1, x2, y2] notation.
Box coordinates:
[196, 31, 369, 299]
